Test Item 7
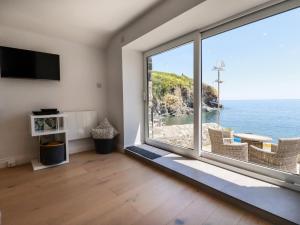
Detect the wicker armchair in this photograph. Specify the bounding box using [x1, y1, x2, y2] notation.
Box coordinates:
[249, 138, 300, 174]
[208, 128, 248, 161]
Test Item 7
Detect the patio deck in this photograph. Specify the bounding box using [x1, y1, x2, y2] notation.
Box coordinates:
[151, 123, 300, 175]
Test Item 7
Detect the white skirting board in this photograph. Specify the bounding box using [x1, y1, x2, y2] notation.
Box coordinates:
[0, 152, 37, 169]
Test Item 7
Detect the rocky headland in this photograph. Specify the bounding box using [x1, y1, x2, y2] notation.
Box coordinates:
[150, 71, 220, 117]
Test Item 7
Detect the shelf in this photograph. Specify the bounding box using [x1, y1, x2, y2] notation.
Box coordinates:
[32, 129, 67, 136]
[31, 114, 67, 136]
[30, 113, 69, 171]
[31, 159, 69, 171]
[30, 113, 67, 119]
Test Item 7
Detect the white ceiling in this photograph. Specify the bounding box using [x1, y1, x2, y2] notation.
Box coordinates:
[0, 0, 163, 48]
[125, 0, 276, 51]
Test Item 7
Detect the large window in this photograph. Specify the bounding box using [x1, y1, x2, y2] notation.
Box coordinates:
[144, 1, 300, 190]
[146, 42, 194, 149]
[201, 6, 300, 175]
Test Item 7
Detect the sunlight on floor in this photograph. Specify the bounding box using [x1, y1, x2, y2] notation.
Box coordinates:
[165, 155, 276, 188]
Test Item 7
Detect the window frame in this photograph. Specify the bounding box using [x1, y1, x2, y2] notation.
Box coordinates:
[143, 0, 300, 191]
[144, 32, 201, 158]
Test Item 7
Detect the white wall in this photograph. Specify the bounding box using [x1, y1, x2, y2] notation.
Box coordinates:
[122, 49, 144, 147]
[0, 25, 107, 166]
[107, 0, 204, 148]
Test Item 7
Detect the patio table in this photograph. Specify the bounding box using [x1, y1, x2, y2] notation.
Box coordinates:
[233, 133, 272, 148]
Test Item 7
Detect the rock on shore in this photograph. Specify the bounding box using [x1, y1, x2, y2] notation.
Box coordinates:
[152, 122, 220, 149]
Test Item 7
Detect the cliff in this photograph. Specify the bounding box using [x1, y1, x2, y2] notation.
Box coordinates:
[150, 71, 219, 116]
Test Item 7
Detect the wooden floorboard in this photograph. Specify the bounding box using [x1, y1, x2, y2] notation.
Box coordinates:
[0, 151, 271, 225]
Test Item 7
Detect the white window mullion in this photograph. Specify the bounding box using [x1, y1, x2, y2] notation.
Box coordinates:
[193, 32, 201, 155]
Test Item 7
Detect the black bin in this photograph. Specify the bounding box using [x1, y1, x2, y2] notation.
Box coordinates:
[40, 142, 65, 165]
[94, 138, 114, 154]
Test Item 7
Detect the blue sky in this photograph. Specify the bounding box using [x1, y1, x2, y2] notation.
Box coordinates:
[151, 7, 300, 100]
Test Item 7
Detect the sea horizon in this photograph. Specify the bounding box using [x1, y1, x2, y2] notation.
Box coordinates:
[164, 99, 300, 142]
[208, 99, 300, 141]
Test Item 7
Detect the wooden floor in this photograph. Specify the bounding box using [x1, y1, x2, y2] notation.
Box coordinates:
[0, 151, 271, 225]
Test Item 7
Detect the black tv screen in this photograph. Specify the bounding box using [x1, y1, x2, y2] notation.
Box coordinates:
[0, 46, 60, 80]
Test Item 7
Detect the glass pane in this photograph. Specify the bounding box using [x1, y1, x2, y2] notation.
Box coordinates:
[147, 42, 194, 149]
[201, 7, 300, 175]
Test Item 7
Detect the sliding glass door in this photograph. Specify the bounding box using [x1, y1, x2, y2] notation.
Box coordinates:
[144, 1, 300, 190]
[146, 41, 194, 150]
[201, 6, 300, 176]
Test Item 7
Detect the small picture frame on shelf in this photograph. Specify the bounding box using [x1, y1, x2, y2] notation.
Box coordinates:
[34, 118, 44, 131]
[44, 118, 57, 130]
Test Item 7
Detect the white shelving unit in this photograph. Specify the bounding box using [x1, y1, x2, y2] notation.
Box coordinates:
[30, 113, 69, 171]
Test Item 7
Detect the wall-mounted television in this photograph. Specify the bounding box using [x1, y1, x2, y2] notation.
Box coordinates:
[0, 46, 60, 80]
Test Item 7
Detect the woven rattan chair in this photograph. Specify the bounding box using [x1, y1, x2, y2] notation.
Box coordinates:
[249, 138, 300, 174]
[208, 128, 248, 161]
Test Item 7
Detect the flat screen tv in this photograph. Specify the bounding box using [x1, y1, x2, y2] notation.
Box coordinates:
[0, 46, 60, 80]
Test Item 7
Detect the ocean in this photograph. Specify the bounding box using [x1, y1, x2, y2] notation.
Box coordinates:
[164, 99, 300, 142]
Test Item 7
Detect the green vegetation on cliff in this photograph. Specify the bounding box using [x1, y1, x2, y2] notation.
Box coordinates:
[150, 71, 218, 116]
[151, 71, 193, 100]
